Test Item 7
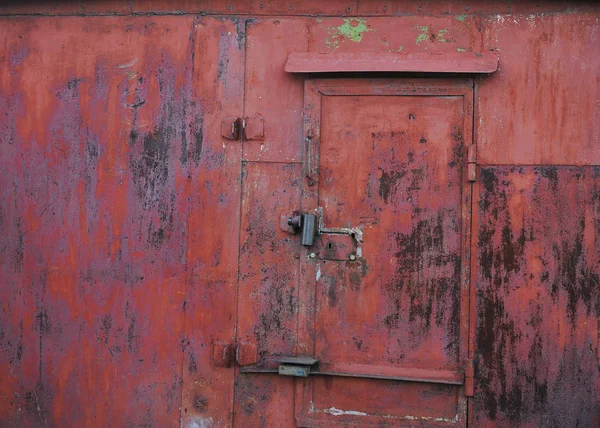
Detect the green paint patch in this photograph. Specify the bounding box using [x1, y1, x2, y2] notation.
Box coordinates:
[337, 18, 370, 42]
[415, 26, 429, 44]
[457, 47, 467, 52]
[455, 14, 467, 21]
[397, 46, 404, 52]
[324, 18, 372, 51]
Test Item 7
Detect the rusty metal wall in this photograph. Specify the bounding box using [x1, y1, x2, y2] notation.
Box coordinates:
[475, 166, 600, 426]
[0, 1, 599, 427]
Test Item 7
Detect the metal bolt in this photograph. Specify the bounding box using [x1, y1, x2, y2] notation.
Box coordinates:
[349, 254, 356, 261]
[310, 252, 316, 259]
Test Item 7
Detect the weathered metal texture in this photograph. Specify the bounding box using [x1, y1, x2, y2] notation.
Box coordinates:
[0, 16, 190, 425]
[135, 0, 357, 15]
[475, 166, 600, 427]
[243, 19, 308, 163]
[308, 16, 483, 55]
[242, 15, 484, 164]
[0, 2, 599, 428]
[357, 1, 599, 15]
[476, 13, 600, 165]
[284, 52, 499, 73]
[0, 15, 242, 427]
[0, 0, 357, 16]
[181, 18, 244, 428]
[234, 162, 302, 426]
[295, 79, 472, 425]
[2, 1, 596, 16]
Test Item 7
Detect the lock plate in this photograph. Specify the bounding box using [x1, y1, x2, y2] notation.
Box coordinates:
[310, 234, 356, 261]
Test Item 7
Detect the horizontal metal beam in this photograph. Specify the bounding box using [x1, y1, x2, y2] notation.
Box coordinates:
[285, 52, 499, 73]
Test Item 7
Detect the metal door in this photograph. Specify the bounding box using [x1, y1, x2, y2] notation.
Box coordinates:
[298, 79, 473, 426]
[235, 78, 474, 426]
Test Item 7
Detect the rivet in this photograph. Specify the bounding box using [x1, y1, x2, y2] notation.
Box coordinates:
[349, 254, 356, 261]
[310, 252, 316, 259]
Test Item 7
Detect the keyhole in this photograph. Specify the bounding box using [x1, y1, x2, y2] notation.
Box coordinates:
[328, 242, 332, 249]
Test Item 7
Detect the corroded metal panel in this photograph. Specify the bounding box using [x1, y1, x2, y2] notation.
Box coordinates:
[475, 166, 600, 426]
[234, 162, 303, 427]
[133, 0, 357, 15]
[295, 79, 473, 425]
[308, 16, 483, 55]
[0, 15, 242, 427]
[243, 19, 308, 163]
[181, 17, 245, 428]
[357, 1, 599, 15]
[0, 3, 599, 427]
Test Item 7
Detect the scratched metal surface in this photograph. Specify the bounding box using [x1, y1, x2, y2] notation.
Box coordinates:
[0, 1, 598, 427]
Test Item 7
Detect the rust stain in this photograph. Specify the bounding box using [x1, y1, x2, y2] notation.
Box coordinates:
[475, 166, 600, 426]
[0, 3, 598, 427]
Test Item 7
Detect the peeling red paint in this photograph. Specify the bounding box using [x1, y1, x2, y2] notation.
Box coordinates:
[0, 2, 598, 427]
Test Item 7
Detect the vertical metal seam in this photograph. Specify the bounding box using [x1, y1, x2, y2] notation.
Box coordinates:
[466, 78, 478, 427]
[231, 16, 248, 428]
[179, 15, 199, 428]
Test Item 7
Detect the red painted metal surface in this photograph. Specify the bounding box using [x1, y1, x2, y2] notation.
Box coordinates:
[234, 162, 303, 427]
[476, 13, 600, 165]
[475, 166, 600, 427]
[0, 16, 197, 427]
[180, 17, 245, 428]
[285, 52, 499, 73]
[0, 2, 598, 427]
[294, 79, 472, 425]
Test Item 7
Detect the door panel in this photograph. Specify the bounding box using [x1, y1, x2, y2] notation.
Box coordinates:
[181, 17, 245, 428]
[297, 79, 473, 426]
[233, 162, 303, 427]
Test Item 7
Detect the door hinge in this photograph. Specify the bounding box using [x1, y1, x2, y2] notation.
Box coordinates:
[236, 342, 258, 366]
[243, 114, 265, 141]
[211, 341, 232, 368]
[221, 117, 242, 140]
[467, 144, 477, 182]
[464, 358, 474, 397]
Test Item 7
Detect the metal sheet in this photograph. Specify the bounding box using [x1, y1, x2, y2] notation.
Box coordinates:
[475, 166, 600, 427]
[0, 4, 598, 427]
[308, 16, 483, 55]
[476, 13, 600, 165]
[296, 79, 473, 425]
[285, 52, 499, 73]
[233, 162, 303, 427]
[357, 1, 598, 15]
[243, 19, 309, 163]
[180, 17, 245, 428]
[0, 15, 243, 427]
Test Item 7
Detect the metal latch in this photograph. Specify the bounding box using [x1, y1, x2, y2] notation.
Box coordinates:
[277, 357, 319, 378]
[286, 213, 317, 246]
